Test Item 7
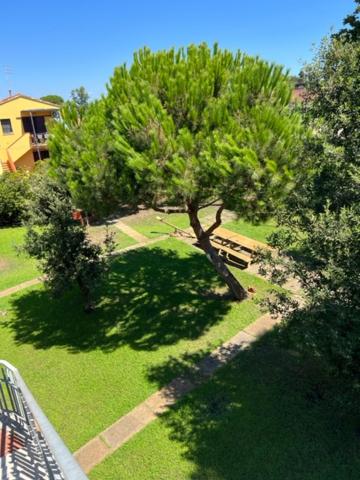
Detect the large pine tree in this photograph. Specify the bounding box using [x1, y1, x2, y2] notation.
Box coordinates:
[105, 44, 302, 299]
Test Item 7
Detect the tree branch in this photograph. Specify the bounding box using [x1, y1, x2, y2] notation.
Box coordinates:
[204, 204, 224, 236]
[198, 198, 222, 210]
[152, 205, 188, 214]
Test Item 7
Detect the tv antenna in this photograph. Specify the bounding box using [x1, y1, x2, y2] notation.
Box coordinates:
[3, 65, 13, 97]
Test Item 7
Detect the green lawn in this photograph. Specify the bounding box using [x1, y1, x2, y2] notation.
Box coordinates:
[0, 225, 135, 292]
[91, 338, 360, 480]
[223, 218, 277, 244]
[0, 238, 271, 451]
[0, 227, 39, 291]
[122, 209, 276, 244]
[122, 207, 217, 239]
[87, 224, 136, 250]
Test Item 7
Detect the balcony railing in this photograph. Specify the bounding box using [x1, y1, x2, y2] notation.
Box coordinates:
[0, 360, 88, 480]
[31, 132, 49, 145]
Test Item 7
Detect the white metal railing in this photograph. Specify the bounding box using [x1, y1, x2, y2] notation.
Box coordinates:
[0, 360, 88, 480]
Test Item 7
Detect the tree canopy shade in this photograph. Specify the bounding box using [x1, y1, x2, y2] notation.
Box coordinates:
[105, 44, 303, 299]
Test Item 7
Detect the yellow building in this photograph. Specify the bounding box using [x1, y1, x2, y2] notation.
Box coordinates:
[0, 94, 60, 175]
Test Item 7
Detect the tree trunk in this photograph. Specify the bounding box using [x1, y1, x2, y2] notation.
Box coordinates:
[187, 203, 248, 301]
[77, 277, 94, 313]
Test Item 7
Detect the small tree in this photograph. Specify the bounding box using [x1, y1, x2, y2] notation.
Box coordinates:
[23, 173, 114, 312]
[70, 86, 90, 119]
[104, 44, 302, 299]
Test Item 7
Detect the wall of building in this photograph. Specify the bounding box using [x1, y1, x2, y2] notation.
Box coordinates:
[15, 151, 35, 171]
[0, 96, 58, 172]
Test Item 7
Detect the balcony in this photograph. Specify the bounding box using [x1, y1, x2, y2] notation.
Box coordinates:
[31, 132, 49, 146]
[0, 360, 87, 479]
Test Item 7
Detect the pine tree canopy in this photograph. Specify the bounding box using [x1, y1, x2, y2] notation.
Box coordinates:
[105, 43, 303, 222]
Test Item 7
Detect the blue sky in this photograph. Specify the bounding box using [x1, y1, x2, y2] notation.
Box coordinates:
[0, 0, 355, 100]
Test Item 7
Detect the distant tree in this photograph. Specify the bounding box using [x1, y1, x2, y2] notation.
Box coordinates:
[100, 44, 300, 300]
[23, 172, 114, 312]
[70, 86, 90, 119]
[335, 0, 360, 42]
[40, 94, 64, 105]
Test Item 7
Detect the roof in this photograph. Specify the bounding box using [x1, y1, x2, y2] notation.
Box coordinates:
[0, 93, 60, 109]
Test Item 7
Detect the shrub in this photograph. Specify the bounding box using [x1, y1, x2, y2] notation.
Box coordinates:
[0, 172, 29, 227]
[23, 174, 114, 312]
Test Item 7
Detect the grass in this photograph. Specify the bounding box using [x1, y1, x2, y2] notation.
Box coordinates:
[122, 207, 217, 239]
[87, 224, 136, 250]
[0, 227, 39, 291]
[0, 225, 136, 292]
[122, 208, 276, 244]
[91, 337, 360, 480]
[223, 218, 277, 244]
[0, 238, 272, 451]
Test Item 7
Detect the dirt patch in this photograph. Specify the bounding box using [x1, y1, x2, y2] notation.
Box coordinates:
[87, 226, 118, 245]
[0, 259, 10, 272]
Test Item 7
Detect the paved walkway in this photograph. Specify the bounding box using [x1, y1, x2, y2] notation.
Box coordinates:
[74, 312, 279, 473]
[114, 220, 149, 243]
[0, 236, 169, 301]
[0, 278, 43, 299]
[0, 210, 297, 473]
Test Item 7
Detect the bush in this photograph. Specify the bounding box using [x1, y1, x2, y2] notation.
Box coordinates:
[0, 172, 29, 227]
[23, 174, 114, 312]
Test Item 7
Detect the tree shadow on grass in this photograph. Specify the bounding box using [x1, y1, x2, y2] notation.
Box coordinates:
[147, 331, 360, 480]
[5, 246, 231, 353]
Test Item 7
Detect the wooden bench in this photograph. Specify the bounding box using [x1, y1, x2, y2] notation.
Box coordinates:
[210, 240, 251, 266]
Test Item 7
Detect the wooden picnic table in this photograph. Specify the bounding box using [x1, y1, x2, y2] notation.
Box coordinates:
[210, 240, 251, 266]
[212, 227, 272, 253]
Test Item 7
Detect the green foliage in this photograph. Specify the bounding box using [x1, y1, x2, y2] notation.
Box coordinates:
[335, 0, 360, 42]
[259, 23, 360, 386]
[40, 94, 64, 105]
[50, 43, 303, 300]
[70, 86, 90, 117]
[49, 100, 132, 215]
[0, 172, 29, 226]
[106, 43, 302, 222]
[22, 174, 114, 311]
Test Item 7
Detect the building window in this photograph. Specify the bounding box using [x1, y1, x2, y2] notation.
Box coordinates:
[0, 118, 13, 135]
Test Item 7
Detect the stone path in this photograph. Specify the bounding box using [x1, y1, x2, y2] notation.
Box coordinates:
[0, 209, 298, 474]
[114, 220, 149, 243]
[0, 235, 169, 301]
[0, 278, 43, 299]
[74, 312, 279, 474]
